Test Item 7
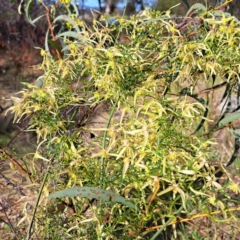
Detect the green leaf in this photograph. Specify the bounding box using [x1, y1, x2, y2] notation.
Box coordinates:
[25, 0, 35, 26]
[69, 2, 79, 17]
[48, 40, 63, 58]
[181, 0, 190, 10]
[31, 14, 46, 26]
[218, 112, 240, 127]
[35, 75, 45, 88]
[48, 187, 138, 211]
[186, 3, 207, 16]
[45, 29, 50, 52]
[53, 15, 81, 33]
[56, 31, 84, 41]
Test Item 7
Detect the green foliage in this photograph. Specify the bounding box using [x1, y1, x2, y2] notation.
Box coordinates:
[219, 112, 240, 127]
[7, 0, 240, 239]
[48, 186, 138, 210]
[152, 0, 184, 14]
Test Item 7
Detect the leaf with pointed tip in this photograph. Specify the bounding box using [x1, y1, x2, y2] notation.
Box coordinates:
[18, 0, 24, 14]
[25, 0, 35, 26]
[48, 187, 138, 211]
[31, 14, 46, 26]
[48, 40, 63, 59]
[218, 112, 240, 127]
[186, 3, 207, 16]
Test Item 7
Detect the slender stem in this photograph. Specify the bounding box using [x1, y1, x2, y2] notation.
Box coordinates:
[149, 206, 184, 240]
[100, 96, 120, 188]
[26, 165, 50, 240]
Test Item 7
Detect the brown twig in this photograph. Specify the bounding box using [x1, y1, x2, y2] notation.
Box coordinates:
[0, 200, 19, 239]
[194, 82, 228, 96]
[0, 172, 26, 197]
[198, 123, 233, 137]
[143, 205, 240, 235]
[0, 148, 32, 181]
[175, 17, 203, 31]
[41, 1, 62, 60]
[58, 198, 76, 214]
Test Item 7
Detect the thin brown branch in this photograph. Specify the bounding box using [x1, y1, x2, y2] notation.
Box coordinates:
[198, 122, 233, 137]
[0, 201, 19, 239]
[0, 172, 26, 197]
[195, 82, 228, 96]
[0, 148, 32, 180]
[41, 1, 61, 60]
[143, 205, 240, 235]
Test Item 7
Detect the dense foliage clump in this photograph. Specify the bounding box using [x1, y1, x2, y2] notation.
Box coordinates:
[5, 1, 240, 239]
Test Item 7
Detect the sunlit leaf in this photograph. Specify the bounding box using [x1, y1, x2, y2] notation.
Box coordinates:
[179, 170, 196, 175]
[190, 187, 210, 197]
[18, 0, 24, 14]
[122, 158, 130, 179]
